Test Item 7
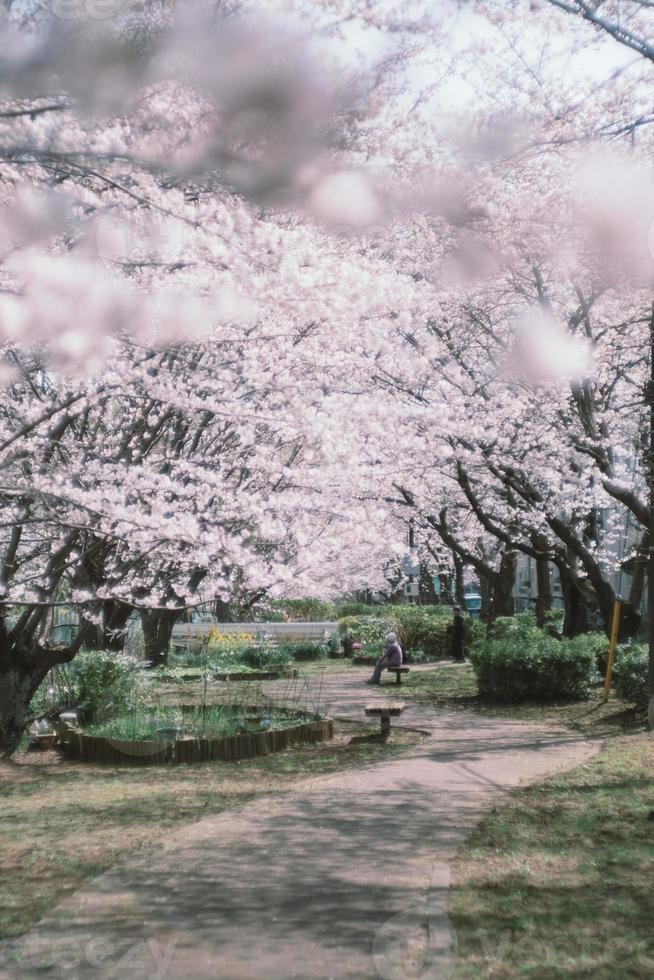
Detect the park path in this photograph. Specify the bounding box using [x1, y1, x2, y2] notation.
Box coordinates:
[1, 665, 601, 980]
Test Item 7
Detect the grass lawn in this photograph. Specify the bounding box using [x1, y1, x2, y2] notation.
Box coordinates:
[451, 730, 653, 979]
[0, 715, 423, 943]
[393, 663, 653, 978]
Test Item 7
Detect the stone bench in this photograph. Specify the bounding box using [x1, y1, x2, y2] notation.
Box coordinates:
[386, 666, 410, 685]
[365, 702, 405, 738]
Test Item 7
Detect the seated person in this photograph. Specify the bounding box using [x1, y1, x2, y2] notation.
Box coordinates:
[365, 632, 403, 685]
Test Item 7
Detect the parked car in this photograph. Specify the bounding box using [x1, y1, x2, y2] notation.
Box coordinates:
[463, 593, 482, 617]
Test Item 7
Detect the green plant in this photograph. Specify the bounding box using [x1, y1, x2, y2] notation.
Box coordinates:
[335, 600, 377, 618]
[565, 632, 609, 676]
[392, 607, 454, 659]
[469, 629, 595, 702]
[67, 650, 149, 724]
[204, 628, 255, 658]
[325, 634, 343, 658]
[338, 615, 398, 648]
[404, 648, 432, 664]
[487, 612, 538, 639]
[238, 645, 296, 669]
[85, 704, 305, 740]
[275, 641, 327, 662]
[613, 644, 648, 706]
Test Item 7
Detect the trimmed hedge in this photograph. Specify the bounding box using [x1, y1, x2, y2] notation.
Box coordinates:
[469, 624, 595, 702]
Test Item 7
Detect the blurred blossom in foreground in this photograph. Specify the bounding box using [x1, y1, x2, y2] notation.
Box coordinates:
[306, 169, 382, 232]
[579, 149, 654, 279]
[510, 311, 593, 385]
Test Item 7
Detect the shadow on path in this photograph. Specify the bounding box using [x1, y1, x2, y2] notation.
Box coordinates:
[0, 668, 601, 980]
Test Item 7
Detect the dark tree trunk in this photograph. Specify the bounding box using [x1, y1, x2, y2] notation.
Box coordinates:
[479, 576, 492, 621]
[76, 601, 132, 652]
[488, 550, 516, 621]
[591, 576, 620, 639]
[77, 617, 101, 651]
[0, 635, 75, 757]
[214, 598, 233, 623]
[453, 553, 466, 607]
[140, 609, 180, 668]
[419, 564, 439, 604]
[558, 563, 590, 637]
[531, 532, 553, 627]
[101, 600, 132, 651]
[535, 558, 552, 628]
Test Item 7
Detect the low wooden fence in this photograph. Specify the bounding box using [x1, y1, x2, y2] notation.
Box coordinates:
[60, 715, 333, 766]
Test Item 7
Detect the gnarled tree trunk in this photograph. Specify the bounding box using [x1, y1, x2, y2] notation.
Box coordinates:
[0, 639, 75, 757]
[140, 609, 180, 668]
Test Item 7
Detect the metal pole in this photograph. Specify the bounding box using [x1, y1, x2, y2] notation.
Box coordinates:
[603, 599, 622, 703]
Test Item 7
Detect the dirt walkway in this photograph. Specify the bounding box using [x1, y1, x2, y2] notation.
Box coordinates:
[0, 666, 601, 980]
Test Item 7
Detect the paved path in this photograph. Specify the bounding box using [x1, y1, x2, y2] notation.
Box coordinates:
[1, 665, 601, 980]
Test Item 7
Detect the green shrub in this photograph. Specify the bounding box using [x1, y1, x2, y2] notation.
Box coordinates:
[394, 607, 463, 659]
[469, 629, 595, 702]
[335, 601, 378, 618]
[338, 608, 465, 660]
[487, 612, 538, 639]
[566, 633, 609, 676]
[238, 645, 295, 669]
[338, 615, 398, 650]
[68, 650, 148, 723]
[613, 645, 649, 707]
[542, 608, 564, 636]
[405, 648, 432, 664]
[276, 641, 327, 662]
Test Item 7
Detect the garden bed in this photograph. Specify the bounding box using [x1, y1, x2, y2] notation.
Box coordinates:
[156, 665, 297, 682]
[212, 666, 297, 681]
[59, 705, 333, 766]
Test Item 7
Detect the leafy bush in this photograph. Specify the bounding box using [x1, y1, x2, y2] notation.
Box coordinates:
[335, 601, 378, 618]
[542, 608, 564, 636]
[68, 650, 148, 723]
[469, 628, 595, 702]
[338, 615, 395, 644]
[405, 648, 432, 664]
[338, 615, 398, 650]
[275, 641, 327, 662]
[392, 607, 455, 659]
[565, 633, 609, 676]
[487, 612, 538, 639]
[613, 645, 649, 707]
[338, 608, 466, 660]
[238, 645, 296, 669]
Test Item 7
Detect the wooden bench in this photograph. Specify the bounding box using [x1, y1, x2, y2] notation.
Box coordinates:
[365, 702, 405, 738]
[386, 666, 410, 685]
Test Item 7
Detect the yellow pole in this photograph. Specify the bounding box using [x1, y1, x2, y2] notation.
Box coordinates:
[602, 600, 622, 703]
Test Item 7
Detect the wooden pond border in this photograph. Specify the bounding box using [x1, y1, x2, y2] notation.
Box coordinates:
[59, 711, 333, 766]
